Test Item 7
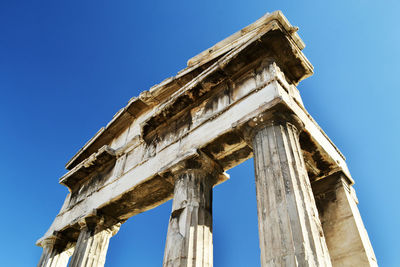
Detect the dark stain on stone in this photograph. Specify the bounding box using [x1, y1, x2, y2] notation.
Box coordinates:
[219, 145, 253, 170]
[176, 112, 192, 134]
[185, 158, 202, 169]
[311, 174, 341, 218]
[171, 208, 184, 219]
[203, 132, 243, 157]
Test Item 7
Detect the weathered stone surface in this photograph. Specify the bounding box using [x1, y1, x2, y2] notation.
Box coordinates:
[37, 236, 73, 267]
[252, 120, 332, 266]
[37, 10, 376, 267]
[39, 61, 345, 245]
[59, 145, 116, 191]
[312, 173, 377, 266]
[69, 217, 121, 267]
[163, 156, 221, 267]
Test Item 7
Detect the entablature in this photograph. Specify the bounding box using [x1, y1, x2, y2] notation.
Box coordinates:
[64, 10, 312, 172]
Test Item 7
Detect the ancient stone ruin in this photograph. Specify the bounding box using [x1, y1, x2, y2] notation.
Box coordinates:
[37, 11, 377, 267]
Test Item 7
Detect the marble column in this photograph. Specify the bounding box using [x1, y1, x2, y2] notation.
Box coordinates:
[69, 217, 121, 267]
[163, 157, 220, 267]
[251, 117, 332, 266]
[38, 235, 73, 267]
[312, 173, 377, 266]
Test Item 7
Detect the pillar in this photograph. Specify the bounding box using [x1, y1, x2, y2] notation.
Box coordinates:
[163, 157, 220, 267]
[251, 116, 332, 266]
[38, 235, 73, 267]
[69, 217, 121, 267]
[312, 172, 377, 266]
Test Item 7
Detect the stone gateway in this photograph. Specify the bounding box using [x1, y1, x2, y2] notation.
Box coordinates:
[37, 11, 377, 267]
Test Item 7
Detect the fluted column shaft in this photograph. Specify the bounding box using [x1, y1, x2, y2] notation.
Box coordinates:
[252, 121, 332, 266]
[163, 167, 215, 267]
[69, 220, 120, 267]
[38, 241, 54, 267]
[38, 237, 73, 267]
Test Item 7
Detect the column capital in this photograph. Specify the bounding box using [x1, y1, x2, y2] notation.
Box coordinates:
[240, 108, 304, 146]
[104, 222, 122, 237]
[77, 212, 125, 234]
[38, 233, 72, 267]
[70, 215, 122, 267]
[39, 231, 68, 249]
[168, 150, 226, 185]
[40, 236, 58, 248]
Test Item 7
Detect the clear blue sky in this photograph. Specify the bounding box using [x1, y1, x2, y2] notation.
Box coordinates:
[1, 1, 399, 266]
